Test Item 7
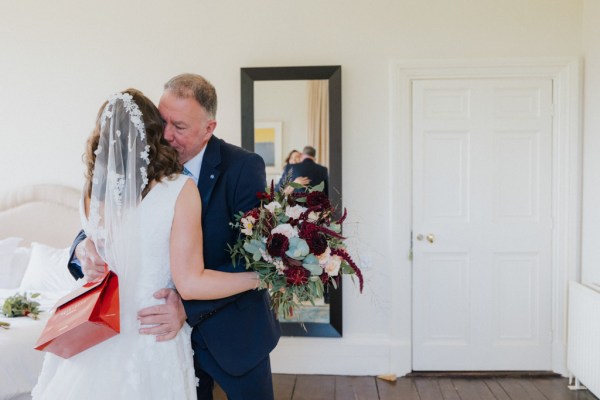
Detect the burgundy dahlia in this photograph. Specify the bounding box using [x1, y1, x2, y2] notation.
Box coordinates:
[306, 191, 331, 209]
[256, 191, 271, 200]
[298, 221, 318, 240]
[243, 208, 260, 220]
[267, 233, 289, 257]
[307, 232, 328, 256]
[285, 266, 310, 286]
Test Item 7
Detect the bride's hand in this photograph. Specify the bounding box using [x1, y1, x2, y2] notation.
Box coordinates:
[137, 288, 187, 342]
[75, 238, 105, 281]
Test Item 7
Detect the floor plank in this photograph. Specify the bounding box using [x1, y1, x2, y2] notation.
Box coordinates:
[498, 378, 547, 400]
[437, 378, 461, 400]
[273, 374, 297, 400]
[213, 383, 227, 400]
[414, 378, 443, 400]
[484, 379, 512, 400]
[335, 375, 379, 400]
[376, 377, 421, 400]
[211, 374, 598, 400]
[292, 375, 335, 400]
[452, 378, 497, 400]
[531, 377, 599, 400]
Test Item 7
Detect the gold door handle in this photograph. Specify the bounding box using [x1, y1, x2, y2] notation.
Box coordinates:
[416, 233, 435, 243]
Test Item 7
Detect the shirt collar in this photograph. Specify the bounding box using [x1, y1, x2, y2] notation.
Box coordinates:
[183, 146, 205, 184]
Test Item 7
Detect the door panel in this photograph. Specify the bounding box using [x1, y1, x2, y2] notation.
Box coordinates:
[412, 78, 553, 371]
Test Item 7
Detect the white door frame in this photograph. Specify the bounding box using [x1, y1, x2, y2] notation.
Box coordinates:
[389, 58, 581, 376]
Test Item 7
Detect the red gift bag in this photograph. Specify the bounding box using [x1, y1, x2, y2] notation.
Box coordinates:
[34, 270, 120, 359]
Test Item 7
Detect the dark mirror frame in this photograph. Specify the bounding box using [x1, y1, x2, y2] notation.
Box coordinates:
[241, 65, 342, 337]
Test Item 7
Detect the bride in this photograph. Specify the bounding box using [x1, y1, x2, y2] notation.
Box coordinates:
[32, 89, 259, 399]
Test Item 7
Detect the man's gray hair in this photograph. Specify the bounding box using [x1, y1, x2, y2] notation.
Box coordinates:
[302, 146, 316, 158]
[164, 73, 217, 119]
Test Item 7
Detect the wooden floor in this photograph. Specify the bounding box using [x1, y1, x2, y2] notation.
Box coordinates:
[213, 374, 598, 400]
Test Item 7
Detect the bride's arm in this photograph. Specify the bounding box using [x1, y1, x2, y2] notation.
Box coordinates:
[72, 194, 106, 281]
[170, 179, 259, 300]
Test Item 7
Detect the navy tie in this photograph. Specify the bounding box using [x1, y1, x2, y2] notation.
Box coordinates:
[183, 167, 193, 177]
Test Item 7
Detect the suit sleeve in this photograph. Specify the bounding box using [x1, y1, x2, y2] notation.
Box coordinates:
[185, 153, 267, 327]
[68, 230, 86, 280]
[278, 164, 290, 192]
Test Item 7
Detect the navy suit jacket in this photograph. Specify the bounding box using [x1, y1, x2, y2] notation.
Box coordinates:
[183, 136, 280, 375]
[69, 135, 280, 377]
[279, 158, 329, 196]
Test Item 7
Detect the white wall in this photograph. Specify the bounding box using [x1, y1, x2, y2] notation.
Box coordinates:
[0, 0, 583, 375]
[581, 0, 600, 285]
[255, 80, 309, 156]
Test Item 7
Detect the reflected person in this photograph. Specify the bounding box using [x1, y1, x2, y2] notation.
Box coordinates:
[279, 145, 328, 195]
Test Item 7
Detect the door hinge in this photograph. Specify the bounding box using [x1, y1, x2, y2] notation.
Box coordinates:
[409, 230, 413, 261]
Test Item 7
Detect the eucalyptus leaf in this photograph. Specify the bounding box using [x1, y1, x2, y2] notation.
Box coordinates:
[303, 263, 324, 276]
[328, 223, 341, 233]
[310, 181, 325, 192]
[285, 237, 310, 260]
[243, 242, 259, 254]
[302, 254, 323, 275]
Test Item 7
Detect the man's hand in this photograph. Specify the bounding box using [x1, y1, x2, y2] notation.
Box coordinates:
[137, 288, 187, 342]
[283, 176, 311, 195]
[75, 238, 105, 281]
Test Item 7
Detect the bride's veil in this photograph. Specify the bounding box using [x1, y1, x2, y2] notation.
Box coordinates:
[85, 92, 150, 280]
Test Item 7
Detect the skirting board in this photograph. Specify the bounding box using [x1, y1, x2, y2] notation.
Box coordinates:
[270, 336, 411, 376]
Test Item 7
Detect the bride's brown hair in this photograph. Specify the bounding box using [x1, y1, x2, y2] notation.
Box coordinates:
[83, 88, 182, 198]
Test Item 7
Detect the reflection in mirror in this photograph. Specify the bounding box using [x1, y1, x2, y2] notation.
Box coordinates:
[241, 66, 342, 337]
[254, 80, 329, 185]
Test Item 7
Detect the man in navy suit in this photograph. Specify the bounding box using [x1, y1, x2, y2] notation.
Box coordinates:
[279, 146, 329, 195]
[70, 74, 280, 399]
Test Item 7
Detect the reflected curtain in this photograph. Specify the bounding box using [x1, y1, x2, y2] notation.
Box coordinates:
[307, 80, 329, 167]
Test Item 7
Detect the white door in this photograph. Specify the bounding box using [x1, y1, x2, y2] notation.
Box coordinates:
[412, 78, 554, 370]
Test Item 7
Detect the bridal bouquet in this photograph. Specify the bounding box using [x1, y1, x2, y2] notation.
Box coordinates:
[229, 180, 363, 319]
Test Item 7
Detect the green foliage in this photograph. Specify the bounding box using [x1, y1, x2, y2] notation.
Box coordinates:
[2, 292, 41, 320]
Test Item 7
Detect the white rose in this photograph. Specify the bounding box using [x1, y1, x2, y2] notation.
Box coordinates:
[265, 201, 282, 214]
[317, 247, 331, 265]
[271, 223, 298, 239]
[285, 204, 307, 220]
[308, 211, 320, 222]
[324, 255, 342, 277]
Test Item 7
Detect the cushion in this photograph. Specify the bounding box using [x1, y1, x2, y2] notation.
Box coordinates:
[0, 237, 23, 288]
[5, 247, 32, 288]
[19, 242, 79, 292]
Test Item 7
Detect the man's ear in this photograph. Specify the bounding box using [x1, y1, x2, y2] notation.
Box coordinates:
[204, 119, 217, 139]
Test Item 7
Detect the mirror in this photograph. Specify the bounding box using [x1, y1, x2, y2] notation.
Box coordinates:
[241, 66, 342, 337]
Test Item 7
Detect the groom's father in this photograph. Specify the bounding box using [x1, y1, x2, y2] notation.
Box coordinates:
[71, 74, 280, 400]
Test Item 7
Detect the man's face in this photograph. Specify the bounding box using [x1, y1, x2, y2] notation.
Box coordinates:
[158, 90, 216, 164]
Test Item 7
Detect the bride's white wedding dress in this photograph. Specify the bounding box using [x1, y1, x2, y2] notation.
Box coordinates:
[32, 175, 198, 400]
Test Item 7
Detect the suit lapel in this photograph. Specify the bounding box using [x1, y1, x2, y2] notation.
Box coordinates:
[197, 136, 221, 211]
